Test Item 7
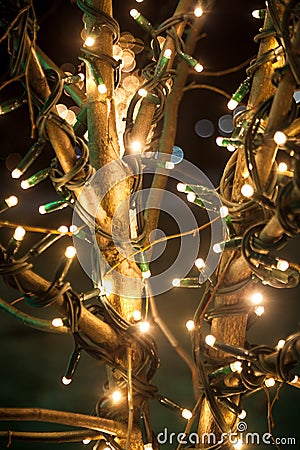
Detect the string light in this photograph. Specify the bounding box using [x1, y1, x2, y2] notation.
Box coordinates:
[179, 52, 203, 72]
[273, 131, 287, 145]
[52, 318, 65, 328]
[129, 9, 155, 35]
[132, 309, 142, 321]
[276, 259, 289, 271]
[194, 3, 203, 17]
[111, 389, 122, 403]
[278, 162, 288, 173]
[241, 183, 254, 198]
[84, 36, 95, 47]
[61, 376, 72, 385]
[181, 408, 193, 420]
[172, 277, 200, 288]
[254, 305, 265, 317]
[39, 198, 70, 214]
[195, 257, 205, 269]
[219, 206, 229, 218]
[230, 361, 243, 373]
[264, 377, 276, 388]
[131, 140, 142, 152]
[82, 438, 92, 445]
[250, 292, 263, 305]
[0, 195, 18, 213]
[252, 9, 266, 19]
[139, 321, 150, 333]
[185, 320, 195, 331]
[21, 167, 50, 189]
[155, 49, 172, 77]
[205, 334, 216, 347]
[54, 246, 76, 284]
[227, 77, 251, 110]
[11, 139, 44, 179]
[187, 192, 196, 203]
[276, 339, 286, 350]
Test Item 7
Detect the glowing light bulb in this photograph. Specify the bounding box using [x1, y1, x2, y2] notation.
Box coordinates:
[250, 292, 263, 305]
[238, 410, 247, 420]
[187, 192, 196, 203]
[194, 6, 203, 17]
[62, 376, 72, 385]
[276, 259, 289, 271]
[58, 225, 69, 234]
[195, 258, 205, 269]
[132, 309, 142, 321]
[139, 321, 150, 333]
[130, 8, 139, 19]
[131, 140, 142, 152]
[278, 162, 288, 173]
[216, 137, 224, 147]
[39, 205, 46, 215]
[181, 408, 193, 420]
[82, 438, 91, 445]
[177, 183, 187, 192]
[186, 320, 195, 331]
[78, 73, 85, 81]
[11, 168, 22, 179]
[142, 269, 151, 279]
[52, 318, 64, 327]
[230, 361, 243, 373]
[84, 36, 95, 47]
[194, 63, 203, 73]
[252, 9, 264, 19]
[205, 334, 216, 347]
[219, 206, 229, 218]
[227, 99, 239, 110]
[5, 195, 18, 207]
[172, 278, 180, 287]
[241, 183, 254, 198]
[111, 389, 122, 403]
[273, 131, 287, 145]
[138, 88, 148, 97]
[213, 243, 222, 254]
[65, 246, 76, 259]
[21, 180, 30, 189]
[276, 339, 285, 350]
[233, 438, 243, 450]
[164, 48, 172, 58]
[291, 375, 299, 383]
[254, 305, 264, 317]
[13, 226, 26, 241]
[264, 377, 275, 388]
[98, 84, 107, 94]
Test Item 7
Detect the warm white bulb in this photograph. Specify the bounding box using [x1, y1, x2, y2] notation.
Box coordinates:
[264, 377, 275, 388]
[132, 309, 142, 321]
[131, 140, 142, 152]
[213, 243, 222, 254]
[39, 205, 46, 215]
[111, 389, 122, 403]
[233, 438, 243, 450]
[62, 376, 72, 385]
[13, 226, 26, 241]
[142, 269, 151, 279]
[276, 259, 289, 271]
[195, 258, 205, 269]
[274, 131, 287, 145]
[138, 88, 148, 97]
[216, 137, 224, 147]
[65, 246, 76, 259]
[130, 8, 140, 19]
[291, 375, 299, 383]
[230, 361, 243, 373]
[172, 278, 180, 287]
[219, 206, 229, 218]
[58, 225, 68, 234]
[227, 99, 239, 110]
[52, 317, 64, 327]
[5, 195, 18, 207]
[276, 339, 285, 350]
[163, 49, 172, 58]
[227, 144, 236, 152]
[82, 439, 91, 445]
[84, 36, 95, 47]
[252, 9, 261, 19]
[21, 180, 30, 190]
[181, 408, 193, 420]
[177, 183, 187, 192]
[278, 162, 288, 173]
[69, 225, 78, 233]
[78, 73, 85, 81]
[241, 183, 254, 198]
[238, 409, 247, 420]
[194, 6, 203, 17]
[205, 334, 216, 347]
[11, 168, 22, 179]
[187, 192, 196, 203]
[250, 292, 263, 305]
[139, 321, 150, 333]
[194, 63, 203, 73]
[254, 305, 265, 317]
[186, 320, 195, 331]
[98, 84, 107, 94]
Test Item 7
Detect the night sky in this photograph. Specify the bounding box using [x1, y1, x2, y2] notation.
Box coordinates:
[1, 1, 300, 449]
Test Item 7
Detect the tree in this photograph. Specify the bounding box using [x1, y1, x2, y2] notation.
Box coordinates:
[1, 0, 300, 449]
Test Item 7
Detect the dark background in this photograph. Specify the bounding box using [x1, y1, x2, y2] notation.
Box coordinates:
[1, 1, 300, 449]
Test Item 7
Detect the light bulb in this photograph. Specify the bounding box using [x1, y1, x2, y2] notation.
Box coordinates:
[163, 48, 172, 58]
[194, 6, 203, 17]
[278, 162, 288, 173]
[13, 226, 26, 241]
[219, 206, 229, 218]
[69, 225, 78, 233]
[172, 278, 181, 287]
[274, 131, 287, 145]
[205, 334, 216, 347]
[291, 375, 299, 383]
[98, 84, 107, 94]
[276, 339, 285, 350]
[195, 258, 205, 269]
[250, 292, 263, 305]
[181, 408, 192, 420]
[230, 361, 243, 373]
[194, 63, 203, 73]
[187, 192, 196, 203]
[264, 377, 275, 388]
[138, 88, 148, 97]
[233, 438, 243, 450]
[177, 183, 187, 192]
[254, 305, 264, 317]
[186, 320, 195, 331]
[131, 140, 142, 152]
[78, 73, 85, 81]
[132, 309, 142, 321]
[142, 269, 151, 279]
[213, 243, 222, 254]
[276, 259, 289, 271]
[252, 9, 263, 19]
[130, 8, 139, 19]
[39, 205, 46, 215]
[139, 321, 150, 333]
[21, 180, 30, 189]
[52, 318, 64, 327]
[216, 137, 224, 147]
[241, 183, 254, 198]
[65, 246, 76, 259]
[227, 99, 239, 110]
[58, 225, 69, 234]
[11, 168, 22, 179]
[5, 195, 18, 207]
[84, 36, 95, 47]
[238, 409, 247, 420]
[62, 376, 72, 385]
[82, 439, 91, 445]
[111, 389, 122, 403]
